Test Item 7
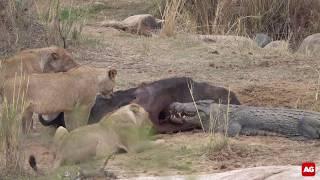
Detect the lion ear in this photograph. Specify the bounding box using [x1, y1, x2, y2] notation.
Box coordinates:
[129, 104, 140, 114]
[107, 69, 117, 81]
[39, 51, 56, 72]
[39, 52, 50, 72]
[51, 52, 59, 60]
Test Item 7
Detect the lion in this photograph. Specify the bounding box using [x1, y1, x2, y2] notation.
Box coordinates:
[29, 103, 153, 174]
[0, 46, 78, 79]
[0, 46, 78, 102]
[3, 66, 117, 133]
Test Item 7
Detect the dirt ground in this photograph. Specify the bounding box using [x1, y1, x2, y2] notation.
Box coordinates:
[3, 0, 320, 179]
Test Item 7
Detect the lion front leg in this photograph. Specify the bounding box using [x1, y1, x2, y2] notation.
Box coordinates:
[64, 105, 91, 130]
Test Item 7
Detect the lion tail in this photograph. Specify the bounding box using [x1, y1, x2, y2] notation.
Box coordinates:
[28, 127, 67, 174]
[0, 88, 3, 104]
[29, 153, 61, 175]
[29, 155, 38, 172]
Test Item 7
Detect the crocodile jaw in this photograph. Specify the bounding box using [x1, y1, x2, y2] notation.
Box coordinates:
[169, 104, 206, 124]
[170, 111, 197, 124]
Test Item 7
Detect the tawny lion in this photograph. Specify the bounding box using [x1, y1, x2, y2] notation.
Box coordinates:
[29, 103, 152, 174]
[3, 66, 117, 132]
[0, 46, 78, 102]
[1, 46, 78, 79]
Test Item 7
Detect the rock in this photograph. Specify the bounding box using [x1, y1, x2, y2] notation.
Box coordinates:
[93, 1, 106, 6]
[264, 40, 289, 50]
[255, 33, 272, 48]
[130, 166, 309, 180]
[198, 35, 258, 48]
[153, 139, 165, 145]
[298, 33, 320, 56]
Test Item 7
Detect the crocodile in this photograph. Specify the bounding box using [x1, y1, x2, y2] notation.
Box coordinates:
[168, 100, 320, 139]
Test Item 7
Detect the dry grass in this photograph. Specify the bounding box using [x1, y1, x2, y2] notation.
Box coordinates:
[187, 80, 232, 158]
[38, 0, 86, 48]
[205, 88, 232, 156]
[297, 66, 320, 112]
[169, 0, 320, 49]
[0, 0, 46, 55]
[160, 0, 186, 37]
[182, 0, 234, 34]
[0, 74, 29, 178]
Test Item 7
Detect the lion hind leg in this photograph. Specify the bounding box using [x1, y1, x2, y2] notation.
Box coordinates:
[64, 106, 90, 130]
[22, 109, 33, 134]
[50, 155, 63, 173]
[95, 142, 121, 159]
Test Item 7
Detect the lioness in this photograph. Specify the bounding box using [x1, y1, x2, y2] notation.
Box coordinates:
[3, 66, 117, 132]
[29, 103, 152, 173]
[0, 46, 78, 79]
[0, 46, 78, 102]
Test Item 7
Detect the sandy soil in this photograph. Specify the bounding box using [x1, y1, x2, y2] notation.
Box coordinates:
[2, 0, 320, 179]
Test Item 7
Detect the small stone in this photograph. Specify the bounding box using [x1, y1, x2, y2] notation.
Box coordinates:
[298, 33, 320, 56]
[255, 33, 272, 47]
[209, 63, 215, 68]
[220, 164, 227, 169]
[210, 50, 219, 54]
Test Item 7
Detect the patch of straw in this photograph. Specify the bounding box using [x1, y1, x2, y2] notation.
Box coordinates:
[161, 0, 186, 37]
[0, 72, 29, 178]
